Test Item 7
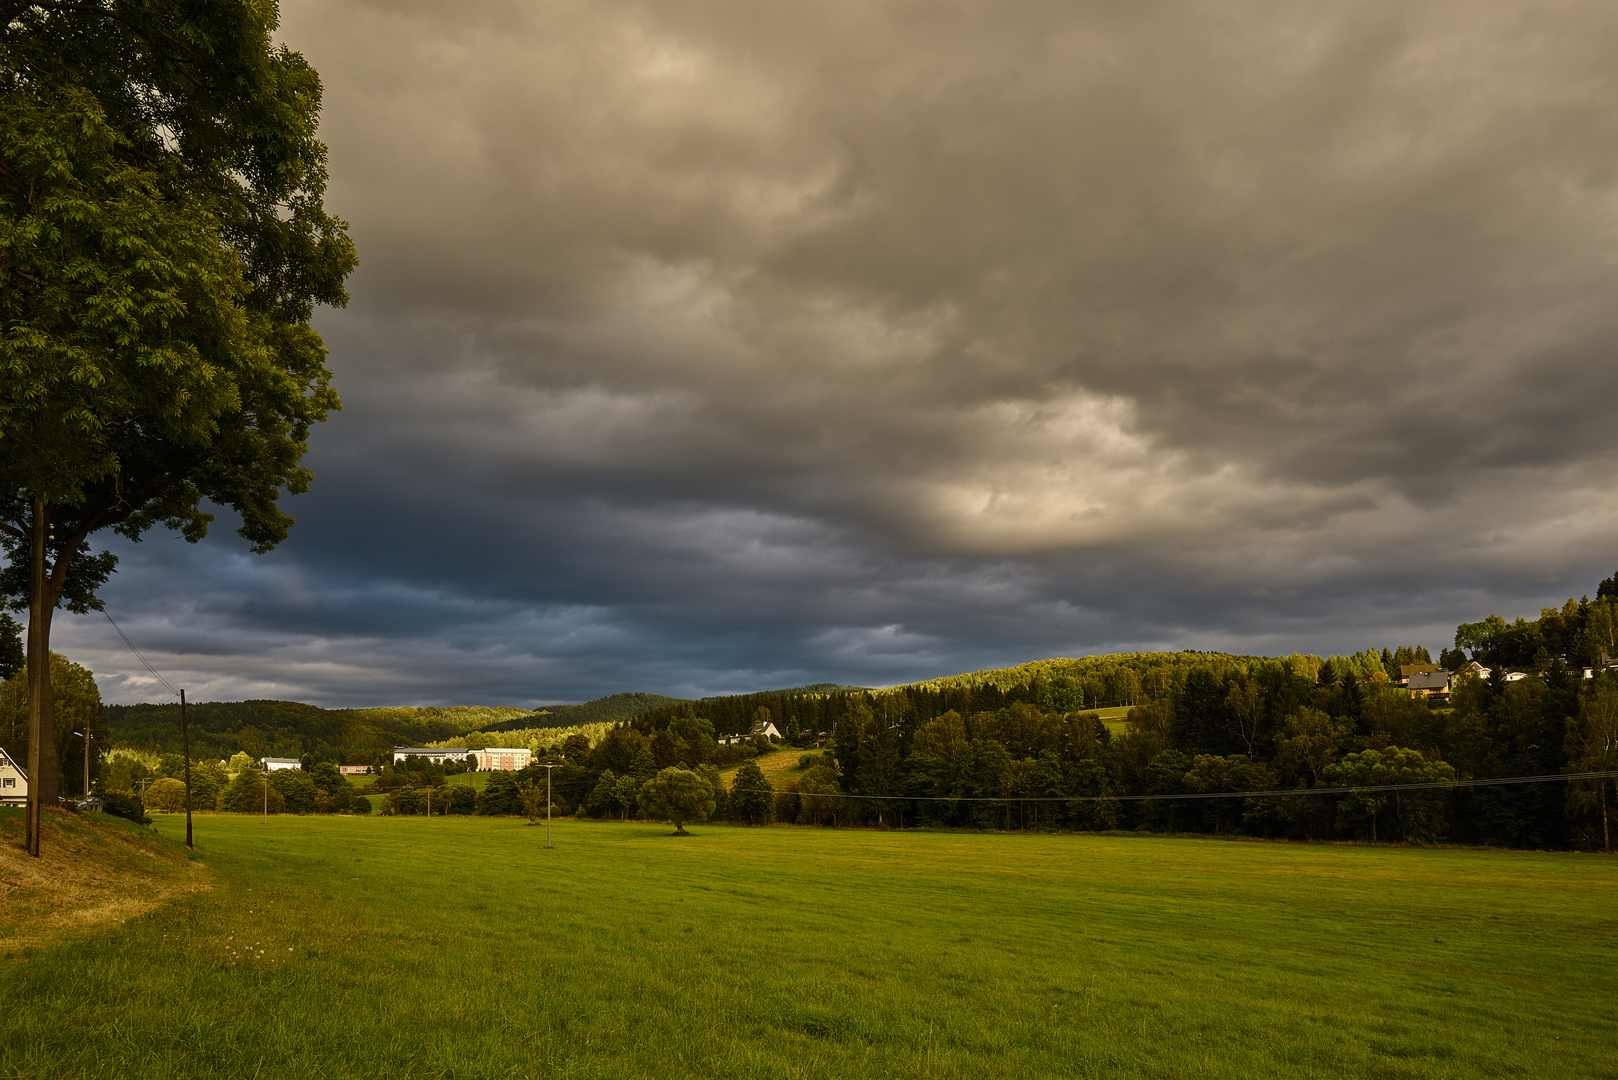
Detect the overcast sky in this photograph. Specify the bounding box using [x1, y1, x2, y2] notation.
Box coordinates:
[48, 0, 1618, 707]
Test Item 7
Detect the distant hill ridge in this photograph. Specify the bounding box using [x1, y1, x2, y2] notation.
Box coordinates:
[480, 692, 691, 733]
[102, 655, 1274, 759]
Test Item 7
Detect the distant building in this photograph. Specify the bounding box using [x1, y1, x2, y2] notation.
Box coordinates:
[1408, 670, 1451, 699]
[722, 721, 783, 746]
[262, 758, 302, 772]
[338, 764, 375, 776]
[0, 748, 27, 806]
[470, 747, 531, 771]
[1397, 664, 1445, 686]
[392, 747, 471, 766]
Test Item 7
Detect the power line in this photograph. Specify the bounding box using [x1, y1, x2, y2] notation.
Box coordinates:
[101, 608, 181, 700]
[762, 769, 1618, 805]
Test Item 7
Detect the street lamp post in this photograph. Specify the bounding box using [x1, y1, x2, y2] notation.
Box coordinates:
[71, 728, 92, 802]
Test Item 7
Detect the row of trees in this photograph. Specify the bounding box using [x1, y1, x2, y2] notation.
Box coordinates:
[537, 650, 1614, 848]
[1453, 579, 1618, 671]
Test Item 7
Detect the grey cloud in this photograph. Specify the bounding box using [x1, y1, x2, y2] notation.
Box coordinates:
[45, 1, 1618, 704]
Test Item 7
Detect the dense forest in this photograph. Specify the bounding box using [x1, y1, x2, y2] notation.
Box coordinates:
[535, 575, 1618, 850]
[101, 692, 687, 760]
[101, 701, 533, 761]
[482, 692, 692, 733]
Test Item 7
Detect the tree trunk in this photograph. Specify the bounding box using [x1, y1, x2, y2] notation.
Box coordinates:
[24, 498, 58, 856]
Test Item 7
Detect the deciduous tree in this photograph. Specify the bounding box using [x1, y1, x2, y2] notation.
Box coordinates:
[516, 779, 545, 824]
[0, 0, 355, 852]
[146, 776, 187, 813]
[730, 759, 772, 824]
[638, 767, 715, 835]
[1566, 681, 1618, 851]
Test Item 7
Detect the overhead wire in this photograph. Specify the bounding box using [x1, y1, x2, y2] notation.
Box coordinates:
[101, 608, 181, 701]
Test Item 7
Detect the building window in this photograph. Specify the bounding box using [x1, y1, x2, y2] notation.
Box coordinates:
[2, 778, 13, 788]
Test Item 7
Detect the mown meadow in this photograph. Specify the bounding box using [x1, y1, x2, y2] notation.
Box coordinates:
[3, 815, 1615, 1079]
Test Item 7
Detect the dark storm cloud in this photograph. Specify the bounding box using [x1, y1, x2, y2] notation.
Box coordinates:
[48, 0, 1618, 704]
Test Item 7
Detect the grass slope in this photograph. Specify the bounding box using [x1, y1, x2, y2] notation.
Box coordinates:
[716, 746, 827, 786]
[3, 816, 1614, 1079]
[0, 808, 207, 956]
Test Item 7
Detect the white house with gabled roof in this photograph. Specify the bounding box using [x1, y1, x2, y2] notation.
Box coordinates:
[0, 747, 27, 806]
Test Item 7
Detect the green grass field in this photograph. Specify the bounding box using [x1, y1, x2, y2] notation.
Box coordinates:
[3, 815, 1615, 1079]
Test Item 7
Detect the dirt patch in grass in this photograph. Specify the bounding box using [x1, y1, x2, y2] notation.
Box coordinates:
[0, 808, 210, 956]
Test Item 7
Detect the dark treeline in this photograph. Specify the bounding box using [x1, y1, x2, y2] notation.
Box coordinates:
[1450, 571, 1618, 671]
[563, 622, 1618, 848]
[478, 692, 692, 733]
[103, 701, 534, 761]
[599, 673, 1614, 849]
[630, 683, 1029, 741]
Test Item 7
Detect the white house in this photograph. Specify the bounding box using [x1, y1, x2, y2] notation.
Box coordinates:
[261, 757, 302, 772]
[721, 721, 782, 746]
[392, 747, 471, 766]
[470, 747, 531, 771]
[0, 747, 26, 806]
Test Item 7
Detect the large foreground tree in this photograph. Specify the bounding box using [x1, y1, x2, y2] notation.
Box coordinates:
[0, 0, 356, 854]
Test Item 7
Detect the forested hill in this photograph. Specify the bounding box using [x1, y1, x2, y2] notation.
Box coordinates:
[482, 692, 692, 733]
[104, 701, 538, 760]
[627, 651, 1284, 738]
[102, 693, 695, 759]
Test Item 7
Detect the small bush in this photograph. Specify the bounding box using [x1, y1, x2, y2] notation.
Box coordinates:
[100, 792, 151, 825]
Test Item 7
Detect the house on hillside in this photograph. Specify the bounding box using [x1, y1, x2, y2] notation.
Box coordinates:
[1408, 670, 1451, 700]
[1397, 664, 1444, 686]
[0, 748, 26, 806]
[721, 721, 782, 746]
[261, 757, 302, 772]
[338, 764, 375, 776]
[470, 747, 531, 771]
[391, 747, 471, 766]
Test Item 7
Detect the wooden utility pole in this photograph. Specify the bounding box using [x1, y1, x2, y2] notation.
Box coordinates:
[181, 689, 194, 850]
[263, 774, 268, 823]
[544, 763, 554, 848]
